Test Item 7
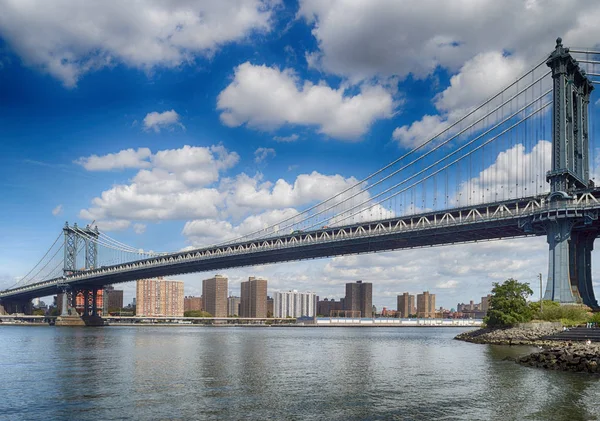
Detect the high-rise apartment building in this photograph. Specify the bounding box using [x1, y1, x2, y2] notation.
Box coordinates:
[184, 296, 203, 312]
[103, 286, 124, 314]
[416, 291, 436, 318]
[228, 296, 240, 316]
[136, 278, 184, 317]
[274, 290, 316, 318]
[317, 298, 344, 316]
[397, 292, 415, 318]
[240, 277, 267, 318]
[202, 275, 228, 317]
[481, 294, 492, 313]
[344, 281, 372, 318]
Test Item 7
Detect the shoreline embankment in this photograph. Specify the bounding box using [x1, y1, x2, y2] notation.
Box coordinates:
[456, 322, 600, 374]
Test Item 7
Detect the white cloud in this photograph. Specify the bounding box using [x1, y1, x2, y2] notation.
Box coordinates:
[0, 0, 280, 87]
[183, 208, 299, 246]
[273, 134, 299, 142]
[217, 62, 394, 140]
[75, 148, 152, 171]
[133, 223, 146, 235]
[221, 171, 360, 218]
[51, 204, 63, 216]
[436, 280, 459, 289]
[456, 140, 552, 206]
[254, 147, 276, 163]
[143, 110, 184, 133]
[78, 145, 239, 223]
[393, 52, 527, 148]
[298, 0, 600, 83]
[95, 219, 131, 232]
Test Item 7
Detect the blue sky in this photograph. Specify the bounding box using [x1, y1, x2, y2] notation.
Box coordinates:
[1, 0, 600, 309]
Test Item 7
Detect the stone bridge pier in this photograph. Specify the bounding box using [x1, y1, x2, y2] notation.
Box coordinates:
[55, 287, 105, 327]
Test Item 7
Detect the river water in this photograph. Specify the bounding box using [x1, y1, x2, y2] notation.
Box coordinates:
[0, 326, 598, 420]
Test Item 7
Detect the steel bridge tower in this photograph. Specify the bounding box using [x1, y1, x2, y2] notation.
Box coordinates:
[544, 38, 598, 307]
[63, 222, 99, 275]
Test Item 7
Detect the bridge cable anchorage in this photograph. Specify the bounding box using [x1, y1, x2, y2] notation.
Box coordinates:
[256, 89, 552, 236]
[213, 56, 552, 246]
[300, 100, 552, 231]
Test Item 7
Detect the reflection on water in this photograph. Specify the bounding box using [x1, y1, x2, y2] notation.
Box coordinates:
[0, 326, 598, 421]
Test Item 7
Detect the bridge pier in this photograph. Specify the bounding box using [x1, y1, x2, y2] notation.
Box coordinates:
[544, 219, 599, 308]
[0, 299, 32, 315]
[56, 287, 105, 326]
[543, 38, 598, 308]
[571, 231, 598, 308]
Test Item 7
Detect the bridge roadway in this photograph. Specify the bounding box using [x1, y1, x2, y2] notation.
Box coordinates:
[3, 188, 600, 300]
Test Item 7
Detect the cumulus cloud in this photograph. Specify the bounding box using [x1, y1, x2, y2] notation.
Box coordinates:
[217, 62, 394, 140]
[78, 145, 239, 224]
[143, 110, 184, 133]
[254, 147, 276, 163]
[0, 0, 279, 87]
[393, 52, 527, 148]
[77, 144, 361, 236]
[273, 134, 299, 142]
[436, 280, 459, 289]
[95, 219, 131, 232]
[456, 140, 552, 206]
[298, 0, 600, 82]
[133, 223, 147, 235]
[51, 204, 63, 216]
[183, 208, 299, 246]
[75, 148, 152, 171]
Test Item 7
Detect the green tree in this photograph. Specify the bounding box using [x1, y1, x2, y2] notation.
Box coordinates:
[484, 278, 533, 327]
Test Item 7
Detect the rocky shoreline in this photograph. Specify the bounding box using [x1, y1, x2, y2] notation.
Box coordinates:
[455, 322, 600, 374]
[454, 322, 564, 347]
[516, 344, 600, 373]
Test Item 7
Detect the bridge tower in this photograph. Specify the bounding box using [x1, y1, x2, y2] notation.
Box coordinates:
[63, 222, 99, 275]
[544, 38, 598, 307]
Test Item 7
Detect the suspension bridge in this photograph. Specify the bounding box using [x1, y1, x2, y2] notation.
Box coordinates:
[2, 38, 600, 319]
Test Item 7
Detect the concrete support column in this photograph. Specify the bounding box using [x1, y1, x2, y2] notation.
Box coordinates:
[60, 292, 69, 316]
[545, 219, 577, 302]
[571, 231, 599, 308]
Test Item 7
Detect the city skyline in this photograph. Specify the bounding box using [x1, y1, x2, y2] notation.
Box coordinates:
[2, 1, 600, 310]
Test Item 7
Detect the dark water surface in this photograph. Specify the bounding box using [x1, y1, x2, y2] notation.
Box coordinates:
[0, 326, 599, 420]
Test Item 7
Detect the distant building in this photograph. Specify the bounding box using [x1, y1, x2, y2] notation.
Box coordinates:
[267, 296, 274, 317]
[228, 296, 240, 316]
[103, 286, 124, 313]
[240, 277, 267, 318]
[136, 278, 184, 317]
[317, 298, 343, 316]
[203, 275, 228, 317]
[274, 290, 316, 318]
[481, 294, 492, 312]
[417, 291, 436, 318]
[344, 281, 372, 318]
[397, 292, 415, 318]
[184, 296, 203, 312]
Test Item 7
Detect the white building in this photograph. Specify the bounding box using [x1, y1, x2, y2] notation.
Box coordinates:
[273, 290, 316, 318]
